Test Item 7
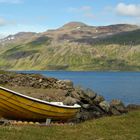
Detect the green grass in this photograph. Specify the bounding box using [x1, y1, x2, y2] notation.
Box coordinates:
[27, 36, 51, 46]
[0, 30, 140, 71]
[94, 29, 140, 46]
[0, 110, 140, 140]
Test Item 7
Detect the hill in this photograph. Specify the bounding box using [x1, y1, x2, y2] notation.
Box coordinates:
[0, 22, 140, 71]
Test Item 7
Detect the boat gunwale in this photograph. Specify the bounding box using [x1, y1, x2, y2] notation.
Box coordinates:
[0, 86, 81, 109]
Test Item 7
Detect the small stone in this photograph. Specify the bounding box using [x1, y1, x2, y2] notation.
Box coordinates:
[110, 99, 127, 113]
[39, 79, 43, 83]
[17, 121, 23, 125]
[63, 96, 77, 106]
[29, 121, 34, 125]
[35, 122, 40, 125]
[82, 104, 90, 109]
[84, 88, 97, 99]
[110, 107, 121, 115]
[99, 101, 110, 112]
[93, 95, 105, 104]
[71, 91, 80, 100]
[63, 80, 73, 87]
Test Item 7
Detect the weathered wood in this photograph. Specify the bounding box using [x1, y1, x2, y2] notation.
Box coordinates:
[46, 118, 51, 125]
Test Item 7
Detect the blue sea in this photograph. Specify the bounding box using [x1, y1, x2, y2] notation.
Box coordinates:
[18, 71, 140, 105]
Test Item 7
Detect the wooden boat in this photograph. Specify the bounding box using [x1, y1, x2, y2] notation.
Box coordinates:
[0, 86, 81, 121]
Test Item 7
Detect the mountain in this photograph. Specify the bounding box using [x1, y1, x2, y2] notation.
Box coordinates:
[0, 22, 140, 71]
[0, 32, 37, 46]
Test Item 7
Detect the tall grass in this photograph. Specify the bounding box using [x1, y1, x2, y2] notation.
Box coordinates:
[0, 110, 140, 140]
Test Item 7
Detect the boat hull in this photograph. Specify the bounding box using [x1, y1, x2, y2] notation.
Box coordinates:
[0, 86, 80, 121]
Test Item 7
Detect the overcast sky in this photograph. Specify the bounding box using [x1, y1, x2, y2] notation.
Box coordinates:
[0, 0, 140, 37]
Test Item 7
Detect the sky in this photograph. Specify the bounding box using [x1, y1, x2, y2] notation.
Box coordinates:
[0, 0, 140, 37]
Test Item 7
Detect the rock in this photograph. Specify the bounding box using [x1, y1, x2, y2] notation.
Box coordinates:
[76, 107, 104, 122]
[57, 84, 66, 89]
[63, 80, 73, 87]
[41, 83, 49, 88]
[0, 74, 9, 84]
[40, 96, 51, 101]
[56, 80, 73, 90]
[63, 96, 77, 106]
[88, 105, 105, 115]
[71, 91, 81, 100]
[110, 107, 121, 115]
[99, 101, 110, 112]
[110, 99, 127, 113]
[77, 111, 93, 121]
[93, 95, 105, 104]
[39, 79, 43, 83]
[126, 104, 140, 111]
[32, 83, 41, 88]
[80, 97, 91, 104]
[83, 88, 97, 99]
[82, 104, 90, 109]
[77, 89, 96, 105]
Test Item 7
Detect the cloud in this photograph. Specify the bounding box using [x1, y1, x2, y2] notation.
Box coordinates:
[0, 18, 7, 26]
[68, 6, 95, 19]
[0, 0, 22, 4]
[0, 17, 16, 26]
[116, 3, 140, 17]
[0, 34, 6, 39]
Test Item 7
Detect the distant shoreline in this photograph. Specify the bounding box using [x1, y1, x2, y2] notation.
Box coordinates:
[9, 70, 140, 72]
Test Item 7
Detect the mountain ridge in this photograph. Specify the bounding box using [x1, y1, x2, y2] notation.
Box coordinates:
[0, 22, 140, 71]
[1, 22, 139, 43]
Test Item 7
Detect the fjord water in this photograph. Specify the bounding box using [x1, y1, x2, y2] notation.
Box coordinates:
[21, 71, 140, 105]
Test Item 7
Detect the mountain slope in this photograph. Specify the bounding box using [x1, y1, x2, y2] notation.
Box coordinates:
[0, 22, 140, 71]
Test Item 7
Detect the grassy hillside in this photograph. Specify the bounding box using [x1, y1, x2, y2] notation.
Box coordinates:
[0, 26, 140, 71]
[0, 110, 140, 140]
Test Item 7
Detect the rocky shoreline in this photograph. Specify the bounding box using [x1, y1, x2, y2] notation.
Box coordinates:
[0, 71, 139, 122]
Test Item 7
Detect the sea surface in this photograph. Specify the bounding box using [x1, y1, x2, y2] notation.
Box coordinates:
[18, 71, 140, 105]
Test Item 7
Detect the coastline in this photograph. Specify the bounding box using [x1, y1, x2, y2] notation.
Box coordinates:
[0, 71, 139, 122]
[0, 72, 127, 122]
[12, 70, 140, 105]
